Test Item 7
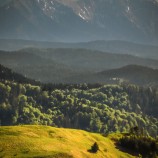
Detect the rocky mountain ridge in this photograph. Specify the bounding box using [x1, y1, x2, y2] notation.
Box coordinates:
[0, 0, 158, 43]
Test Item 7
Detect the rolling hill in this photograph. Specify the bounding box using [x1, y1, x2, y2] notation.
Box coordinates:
[62, 65, 158, 86]
[0, 50, 77, 83]
[97, 65, 158, 85]
[1, 39, 158, 60]
[0, 64, 38, 84]
[0, 125, 135, 158]
[1, 48, 158, 84]
[23, 48, 158, 71]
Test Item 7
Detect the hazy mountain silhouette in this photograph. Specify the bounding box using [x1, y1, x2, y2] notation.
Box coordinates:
[1, 39, 158, 59]
[0, 64, 38, 84]
[0, 48, 158, 84]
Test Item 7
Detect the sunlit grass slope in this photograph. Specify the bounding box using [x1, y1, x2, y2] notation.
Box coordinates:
[0, 125, 134, 158]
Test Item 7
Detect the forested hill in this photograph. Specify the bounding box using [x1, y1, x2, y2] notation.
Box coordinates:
[0, 62, 158, 138]
[0, 64, 38, 84]
[63, 65, 158, 85]
[97, 65, 158, 85]
[1, 78, 158, 137]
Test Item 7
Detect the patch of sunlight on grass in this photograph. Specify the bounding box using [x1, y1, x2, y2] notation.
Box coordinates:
[0, 125, 135, 158]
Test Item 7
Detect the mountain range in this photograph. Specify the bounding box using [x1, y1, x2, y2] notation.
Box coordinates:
[1, 0, 158, 43]
[1, 0, 158, 88]
[1, 39, 158, 59]
[1, 48, 158, 85]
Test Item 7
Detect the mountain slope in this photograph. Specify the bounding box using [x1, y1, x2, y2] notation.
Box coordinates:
[97, 65, 158, 85]
[0, 125, 134, 158]
[0, 0, 91, 41]
[1, 39, 158, 60]
[1, 0, 158, 43]
[0, 64, 38, 84]
[0, 50, 77, 83]
[1, 48, 158, 83]
[28, 48, 158, 72]
[78, 40, 158, 59]
[63, 65, 158, 85]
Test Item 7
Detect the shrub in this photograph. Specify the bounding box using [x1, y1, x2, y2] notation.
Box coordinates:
[90, 142, 99, 153]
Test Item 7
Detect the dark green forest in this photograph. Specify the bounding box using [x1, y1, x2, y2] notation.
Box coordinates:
[118, 127, 158, 157]
[0, 79, 158, 137]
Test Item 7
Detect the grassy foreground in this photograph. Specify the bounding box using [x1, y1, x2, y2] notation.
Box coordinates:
[0, 125, 134, 158]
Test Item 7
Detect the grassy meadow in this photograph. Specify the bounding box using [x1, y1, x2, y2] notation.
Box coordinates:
[0, 125, 134, 158]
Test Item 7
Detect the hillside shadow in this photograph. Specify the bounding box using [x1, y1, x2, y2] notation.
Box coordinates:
[115, 142, 138, 157]
[87, 149, 98, 154]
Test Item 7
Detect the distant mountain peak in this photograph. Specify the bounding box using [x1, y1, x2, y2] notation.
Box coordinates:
[0, 0, 158, 43]
[36, 0, 93, 21]
[37, 0, 56, 19]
